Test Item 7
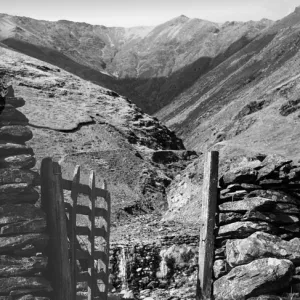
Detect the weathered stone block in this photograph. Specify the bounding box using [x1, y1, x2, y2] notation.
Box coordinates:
[226, 232, 300, 267]
[213, 258, 293, 300]
[213, 260, 228, 279]
[246, 190, 298, 204]
[0, 126, 33, 143]
[219, 197, 275, 212]
[0, 255, 47, 277]
[0, 155, 36, 169]
[0, 143, 33, 157]
[0, 104, 28, 124]
[257, 154, 292, 180]
[218, 221, 274, 238]
[0, 234, 48, 254]
[0, 219, 46, 236]
[219, 211, 299, 225]
[0, 184, 39, 205]
[0, 204, 45, 225]
[5, 97, 26, 108]
[0, 169, 39, 185]
[0, 276, 52, 294]
[220, 167, 257, 187]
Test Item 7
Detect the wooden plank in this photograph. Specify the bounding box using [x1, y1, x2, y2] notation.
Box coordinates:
[88, 170, 96, 300]
[103, 180, 110, 300]
[77, 271, 107, 282]
[40, 158, 72, 300]
[67, 225, 106, 237]
[62, 178, 107, 198]
[76, 249, 107, 260]
[197, 151, 219, 300]
[75, 205, 108, 219]
[70, 165, 80, 300]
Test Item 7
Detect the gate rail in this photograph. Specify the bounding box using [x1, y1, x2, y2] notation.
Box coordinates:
[41, 157, 111, 300]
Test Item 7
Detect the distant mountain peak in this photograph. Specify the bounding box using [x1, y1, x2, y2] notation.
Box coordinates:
[295, 6, 300, 14]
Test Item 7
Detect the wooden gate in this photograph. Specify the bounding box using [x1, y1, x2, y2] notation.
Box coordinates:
[41, 157, 111, 300]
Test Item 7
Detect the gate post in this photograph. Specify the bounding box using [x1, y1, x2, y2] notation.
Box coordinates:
[197, 151, 219, 300]
[41, 157, 72, 300]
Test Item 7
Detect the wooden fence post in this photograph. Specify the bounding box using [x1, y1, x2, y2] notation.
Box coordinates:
[103, 180, 111, 300]
[70, 165, 80, 299]
[40, 158, 72, 300]
[197, 151, 219, 300]
[88, 170, 96, 300]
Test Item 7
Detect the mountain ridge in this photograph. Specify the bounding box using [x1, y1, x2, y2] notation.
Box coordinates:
[0, 12, 273, 113]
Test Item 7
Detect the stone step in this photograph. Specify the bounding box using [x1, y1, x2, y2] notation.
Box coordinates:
[0, 143, 34, 157]
[0, 104, 28, 124]
[0, 126, 33, 143]
[5, 97, 26, 108]
[0, 154, 36, 169]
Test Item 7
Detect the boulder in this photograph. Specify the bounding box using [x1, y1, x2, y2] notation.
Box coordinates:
[0, 169, 39, 185]
[246, 190, 298, 204]
[5, 97, 26, 108]
[0, 255, 47, 277]
[0, 234, 48, 254]
[0, 218, 46, 236]
[0, 276, 52, 294]
[0, 126, 33, 143]
[218, 221, 274, 238]
[257, 154, 292, 180]
[226, 232, 300, 267]
[0, 155, 36, 169]
[213, 258, 294, 300]
[0, 184, 39, 205]
[219, 197, 275, 212]
[0, 104, 28, 124]
[0, 143, 34, 157]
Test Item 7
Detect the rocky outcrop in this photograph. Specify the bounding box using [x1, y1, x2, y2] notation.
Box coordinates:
[214, 154, 300, 299]
[0, 87, 51, 298]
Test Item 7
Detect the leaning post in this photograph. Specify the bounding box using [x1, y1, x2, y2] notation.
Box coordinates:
[197, 151, 219, 300]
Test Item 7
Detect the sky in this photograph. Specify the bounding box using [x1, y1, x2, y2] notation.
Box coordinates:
[2, 0, 300, 27]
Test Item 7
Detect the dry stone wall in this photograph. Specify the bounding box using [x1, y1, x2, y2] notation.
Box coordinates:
[0, 87, 52, 299]
[214, 154, 300, 300]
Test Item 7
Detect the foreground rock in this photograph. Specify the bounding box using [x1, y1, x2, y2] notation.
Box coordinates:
[213, 258, 294, 300]
[226, 232, 300, 267]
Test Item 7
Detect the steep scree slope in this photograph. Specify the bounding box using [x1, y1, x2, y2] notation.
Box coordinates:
[157, 7, 300, 160]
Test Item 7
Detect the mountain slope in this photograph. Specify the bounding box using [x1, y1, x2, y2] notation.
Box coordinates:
[156, 7, 300, 160]
[0, 13, 273, 113]
[0, 46, 199, 229]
